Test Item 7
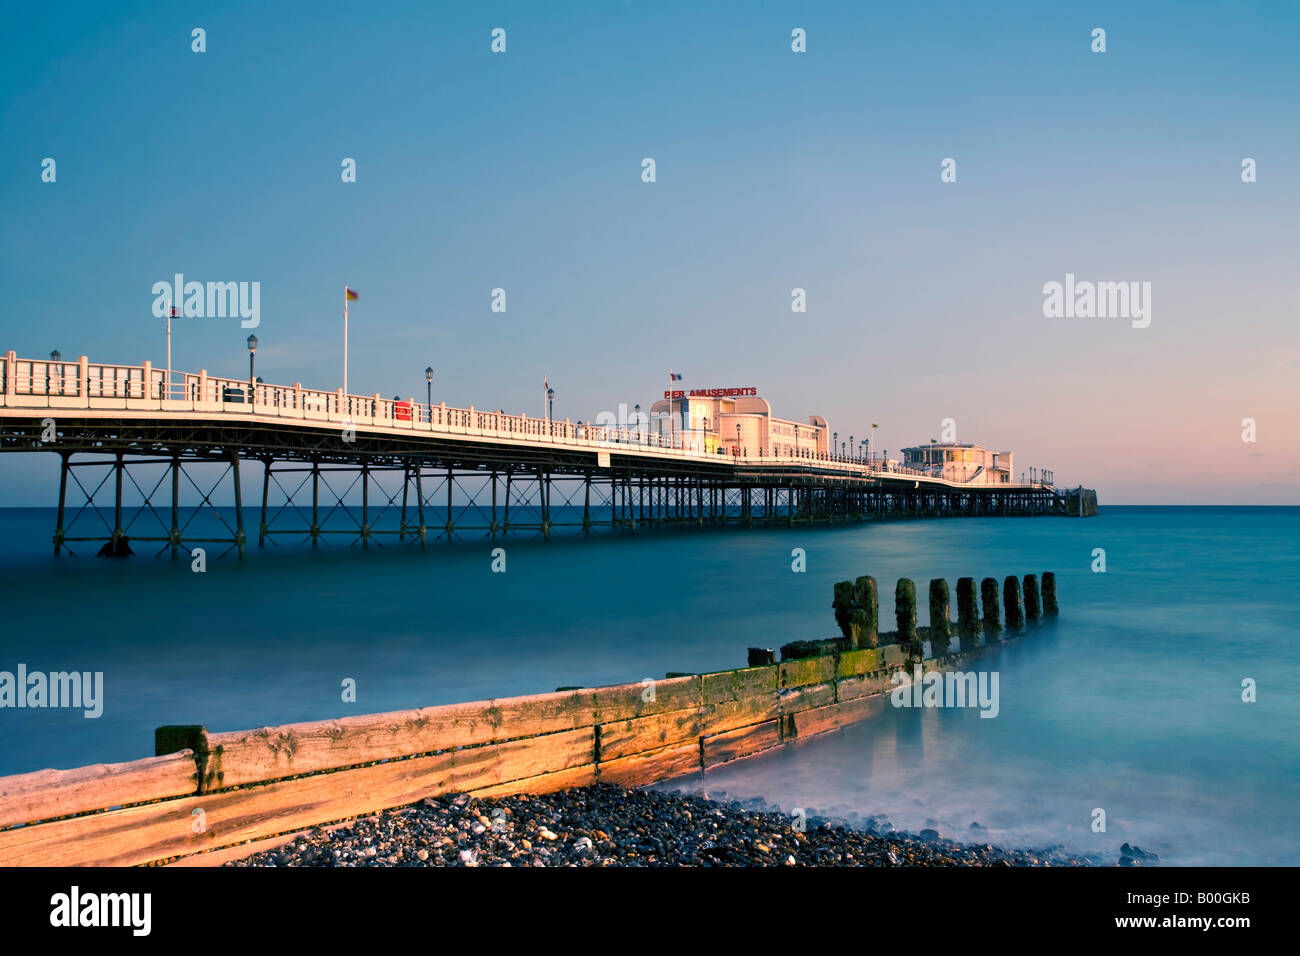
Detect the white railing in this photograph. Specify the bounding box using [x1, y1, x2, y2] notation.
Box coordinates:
[0, 352, 1050, 489]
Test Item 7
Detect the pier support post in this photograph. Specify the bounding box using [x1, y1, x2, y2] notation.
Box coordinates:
[445, 466, 454, 540]
[956, 577, 979, 649]
[583, 471, 591, 535]
[416, 466, 426, 545]
[491, 470, 498, 538]
[311, 458, 320, 549]
[503, 468, 512, 536]
[980, 577, 1002, 640]
[361, 460, 370, 548]
[1041, 571, 1059, 616]
[928, 578, 951, 656]
[230, 450, 245, 557]
[1003, 575, 1024, 631]
[1022, 574, 1041, 622]
[53, 451, 69, 557]
[258, 458, 270, 547]
[171, 456, 182, 556]
[895, 578, 919, 660]
[399, 462, 410, 541]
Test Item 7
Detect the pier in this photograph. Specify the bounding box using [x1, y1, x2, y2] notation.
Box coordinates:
[0, 351, 1093, 557]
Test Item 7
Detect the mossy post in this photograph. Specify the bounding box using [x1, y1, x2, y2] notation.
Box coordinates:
[1022, 574, 1041, 622]
[956, 577, 979, 649]
[980, 577, 1001, 639]
[1041, 571, 1059, 616]
[854, 575, 879, 648]
[1004, 575, 1025, 631]
[928, 578, 951, 657]
[833, 581, 856, 645]
[895, 578, 919, 658]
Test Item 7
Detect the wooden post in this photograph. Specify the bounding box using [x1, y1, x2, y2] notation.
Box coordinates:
[854, 575, 879, 648]
[1003, 575, 1024, 630]
[928, 578, 951, 656]
[833, 581, 857, 647]
[956, 577, 979, 649]
[1041, 571, 1059, 616]
[895, 578, 918, 658]
[1022, 574, 1041, 622]
[981, 577, 1002, 639]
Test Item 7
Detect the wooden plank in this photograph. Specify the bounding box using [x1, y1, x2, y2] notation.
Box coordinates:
[777, 682, 836, 714]
[792, 696, 887, 738]
[202, 678, 700, 790]
[778, 655, 837, 689]
[597, 708, 700, 761]
[597, 742, 701, 788]
[835, 673, 893, 702]
[0, 729, 594, 867]
[0, 752, 197, 830]
[164, 829, 308, 867]
[700, 666, 777, 705]
[697, 694, 781, 737]
[470, 764, 597, 798]
[702, 720, 782, 769]
[837, 648, 886, 679]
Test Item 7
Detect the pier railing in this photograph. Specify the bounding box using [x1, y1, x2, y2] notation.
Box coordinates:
[0, 351, 1048, 488]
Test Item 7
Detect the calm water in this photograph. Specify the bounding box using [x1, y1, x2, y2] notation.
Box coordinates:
[0, 506, 1296, 865]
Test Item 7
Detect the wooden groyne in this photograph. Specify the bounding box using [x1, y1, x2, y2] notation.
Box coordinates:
[0, 571, 1058, 867]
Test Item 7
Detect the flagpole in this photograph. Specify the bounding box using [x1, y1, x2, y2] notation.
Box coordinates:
[165, 293, 172, 402]
[668, 371, 673, 449]
[343, 287, 349, 399]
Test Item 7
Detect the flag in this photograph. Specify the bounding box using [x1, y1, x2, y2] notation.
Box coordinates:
[669, 371, 683, 381]
[345, 287, 359, 301]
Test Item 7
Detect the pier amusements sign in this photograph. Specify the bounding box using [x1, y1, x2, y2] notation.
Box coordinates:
[663, 386, 758, 399]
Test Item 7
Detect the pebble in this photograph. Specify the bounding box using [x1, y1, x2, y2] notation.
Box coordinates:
[226, 784, 1093, 868]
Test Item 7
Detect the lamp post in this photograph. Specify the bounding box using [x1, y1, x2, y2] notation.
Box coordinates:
[736, 424, 741, 458]
[634, 403, 641, 443]
[246, 335, 258, 401]
[425, 366, 434, 410]
[547, 387, 554, 422]
[833, 431, 838, 460]
[48, 349, 60, 396]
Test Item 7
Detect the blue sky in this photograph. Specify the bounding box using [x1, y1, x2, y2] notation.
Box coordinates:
[2, 1, 1297, 503]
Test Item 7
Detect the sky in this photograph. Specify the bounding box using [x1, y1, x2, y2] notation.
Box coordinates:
[1, 0, 1297, 504]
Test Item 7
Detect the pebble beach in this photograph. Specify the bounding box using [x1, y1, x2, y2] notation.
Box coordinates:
[227, 783, 1103, 867]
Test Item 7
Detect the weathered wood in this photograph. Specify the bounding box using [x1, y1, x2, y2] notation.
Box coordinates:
[854, 575, 879, 647]
[1004, 575, 1025, 630]
[777, 682, 836, 714]
[597, 742, 701, 788]
[697, 694, 782, 737]
[597, 708, 700, 761]
[793, 696, 887, 738]
[702, 720, 781, 769]
[0, 751, 197, 830]
[956, 577, 979, 647]
[1022, 574, 1041, 621]
[981, 577, 1002, 637]
[470, 764, 597, 798]
[928, 578, 951, 656]
[835, 672, 895, 702]
[1041, 571, 1059, 616]
[201, 678, 697, 790]
[778, 655, 837, 689]
[0, 729, 595, 867]
[700, 666, 777, 705]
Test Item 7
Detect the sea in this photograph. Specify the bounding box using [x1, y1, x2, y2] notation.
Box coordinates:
[0, 504, 1295, 866]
